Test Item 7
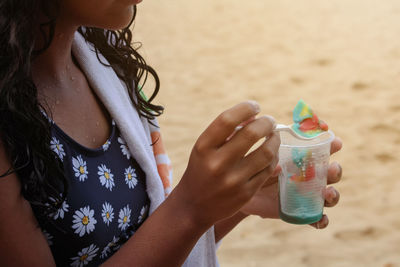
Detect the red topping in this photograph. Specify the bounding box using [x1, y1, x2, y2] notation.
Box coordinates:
[319, 120, 329, 131]
[304, 165, 315, 181]
[299, 114, 329, 132]
[299, 114, 319, 131]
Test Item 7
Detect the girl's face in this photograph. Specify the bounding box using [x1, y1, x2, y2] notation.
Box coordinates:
[60, 0, 142, 30]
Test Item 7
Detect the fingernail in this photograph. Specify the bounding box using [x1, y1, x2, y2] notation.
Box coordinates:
[324, 216, 329, 227]
[263, 115, 276, 129]
[336, 163, 342, 178]
[329, 190, 337, 202]
[326, 188, 336, 203]
[248, 100, 260, 113]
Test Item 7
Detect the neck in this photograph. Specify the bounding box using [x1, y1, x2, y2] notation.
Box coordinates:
[32, 17, 79, 91]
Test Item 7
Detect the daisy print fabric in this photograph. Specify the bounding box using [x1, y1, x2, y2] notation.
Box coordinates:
[73, 155, 89, 182]
[138, 205, 149, 225]
[98, 164, 115, 191]
[124, 166, 138, 189]
[102, 140, 111, 151]
[70, 244, 99, 267]
[100, 236, 120, 259]
[49, 197, 70, 220]
[50, 137, 66, 161]
[101, 202, 114, 226]
[72, 206, 97, 237]
[118, 136, 131, 159]
[34, 121, 150, 266]
[118, 205, 131, 231]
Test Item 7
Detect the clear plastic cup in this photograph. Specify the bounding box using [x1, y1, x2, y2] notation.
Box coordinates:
[278, 130, 335, 225]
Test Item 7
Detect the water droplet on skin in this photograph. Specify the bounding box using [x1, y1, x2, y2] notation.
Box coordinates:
[56, 100, 60, 105]
[70, 76, 75, 81]
[96, 122, 100, 126]
[92, 138, 96, 143]
[66, 65, 70, 70]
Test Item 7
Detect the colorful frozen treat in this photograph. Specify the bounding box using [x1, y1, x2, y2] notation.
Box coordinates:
[291, 148, 308, 168]
[289, 149, 315, 182]
[278, 100, 334, 224]
[291, 100, 329, 138]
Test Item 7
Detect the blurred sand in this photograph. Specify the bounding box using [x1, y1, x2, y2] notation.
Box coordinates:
[134, 1, 400, 266]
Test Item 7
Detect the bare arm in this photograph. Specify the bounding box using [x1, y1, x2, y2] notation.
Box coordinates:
[214, 212, 249, 244]
[0, 141, 56, 267]
[102, 188, 210, 267]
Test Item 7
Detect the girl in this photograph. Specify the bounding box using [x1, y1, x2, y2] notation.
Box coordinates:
[0, 0, 342, 266]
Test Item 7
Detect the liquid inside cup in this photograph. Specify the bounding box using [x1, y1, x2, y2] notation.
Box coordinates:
[278, 130, 334, 224]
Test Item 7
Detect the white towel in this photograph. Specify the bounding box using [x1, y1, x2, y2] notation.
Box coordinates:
[72, 32, 165, 214]
[72, 31, 218, 267]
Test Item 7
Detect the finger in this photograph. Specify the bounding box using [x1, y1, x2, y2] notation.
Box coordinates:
[198, 101, 261, 148]
[330, 137, 343, 155]
[235, 131, 280, 178]
[310, 215, 329, 229]
[259, 162, 281, 189]
[327, 161, 342, 185]
[245, 162, 277, 194]
[262, 175, 278, 188]
[271, 164, 282, 178]
[221, 115, 276, 159]
[226, 116, 256, 142]
[324, 187, 340, 207]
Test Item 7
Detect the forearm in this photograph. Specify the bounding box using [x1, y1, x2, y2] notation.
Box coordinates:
[214, 211, 249, 243]
[102, 190, 211, 267]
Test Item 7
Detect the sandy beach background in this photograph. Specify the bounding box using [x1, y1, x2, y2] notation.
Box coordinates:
[133, 1, 400, 266]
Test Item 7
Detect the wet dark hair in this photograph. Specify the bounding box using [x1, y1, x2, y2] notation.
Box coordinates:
[0, 0, 163, 220]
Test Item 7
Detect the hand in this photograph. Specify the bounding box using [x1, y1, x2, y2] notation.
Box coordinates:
[240, 137, 343, 229]
[172, 101, 280, 228]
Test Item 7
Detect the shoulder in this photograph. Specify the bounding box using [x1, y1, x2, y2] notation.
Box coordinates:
[0, 138, 56, 266]
[0, 137, 29, 224]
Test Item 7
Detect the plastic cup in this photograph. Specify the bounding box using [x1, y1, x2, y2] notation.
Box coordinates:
[278, 130, 335, 225]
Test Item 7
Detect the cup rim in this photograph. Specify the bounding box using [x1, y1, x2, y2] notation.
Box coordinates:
[279, 130, 335, 148]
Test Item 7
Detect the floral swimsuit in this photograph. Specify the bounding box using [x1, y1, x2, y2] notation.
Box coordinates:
[36, 119, 150, 266]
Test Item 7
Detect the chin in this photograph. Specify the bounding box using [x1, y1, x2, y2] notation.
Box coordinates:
[106, 7, 134, 30]
[86, 5, 134, 31]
